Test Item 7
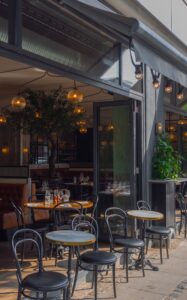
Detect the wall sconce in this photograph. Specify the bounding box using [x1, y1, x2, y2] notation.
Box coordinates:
[155, 122, 163, 135]
[151, 69, 160, 89]
[164, 80, 173, 94]
[23, 147, 29, 153]
[129, 41, 143, 80]
[176, 85, 184, 100]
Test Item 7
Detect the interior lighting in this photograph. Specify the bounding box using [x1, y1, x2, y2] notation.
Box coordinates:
[168, 125, 175, 132]
[1, 146, 9, 154]
[76, 120, 86, 127]
[176, 86, 184, 100]
[105, 122, 114, 132]
[35, 111, 41, 119]
[23, 147, 29, 153]
[169, 133, 176, 141]
[0, 114, 6, 124]
[11, 96, 26, 109]
[73, 105, 85, 114]
[151, 69, 160, 89]
[178, 119, 185, 125]
[164, 80, 173, 94]
[67, 81, 84, 103]
[79, 126, 87, 134]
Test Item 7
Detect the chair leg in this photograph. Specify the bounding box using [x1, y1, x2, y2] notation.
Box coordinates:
[159, 235, 163, 264]
[72, 261, 79, 296]
[141, 247, 145, 277]
[125, 249, 129, 283]
[63, 287, 67, 300]
[112, 264, 116, 298]
[166, 237, 169, 259]
[145, 237, 149, 254]
[94, 265, 98, 300]
[17, 287, 21, 300]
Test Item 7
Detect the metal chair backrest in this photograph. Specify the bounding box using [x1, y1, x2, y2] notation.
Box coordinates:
[137, 200, 151, 211]
[105, 207, 127, 250]
[11, 201, 25, 229]
[52, 201, 83, 228]
[176, 193, 187, 212]
[72, 214, 98, 250]
[91, 195, 99, 218]
[12, 228, 43, 284]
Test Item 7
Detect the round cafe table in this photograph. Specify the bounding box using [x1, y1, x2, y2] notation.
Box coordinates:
[25, 200, 93, 210]
[127, 210, 164, 271]
[46, 230, 96, 300]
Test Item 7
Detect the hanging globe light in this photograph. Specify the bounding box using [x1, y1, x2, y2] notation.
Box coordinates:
[164, 80, 173, 94]
[79, 126, 87, 134]
[76, 120, 86, 127]
[11, 96, 26, 109]
[67, 81, 84, 103]
[0, 114, 6, 124]
[1, 146, 9, 155]
[73, 105, 85, 114]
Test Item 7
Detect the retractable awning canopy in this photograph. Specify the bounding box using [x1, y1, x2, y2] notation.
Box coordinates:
[61, 0, 187, 88]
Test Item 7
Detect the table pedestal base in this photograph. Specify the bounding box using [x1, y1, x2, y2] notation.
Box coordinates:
[129, 257, 159, 271]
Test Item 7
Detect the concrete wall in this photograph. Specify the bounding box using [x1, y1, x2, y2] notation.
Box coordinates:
[138, 0, 187, 46]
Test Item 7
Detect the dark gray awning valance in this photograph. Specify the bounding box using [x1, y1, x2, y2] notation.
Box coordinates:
[61, 0, 187, 87]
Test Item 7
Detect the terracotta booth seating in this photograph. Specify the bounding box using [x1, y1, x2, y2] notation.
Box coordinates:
[0, 183, 29, 229]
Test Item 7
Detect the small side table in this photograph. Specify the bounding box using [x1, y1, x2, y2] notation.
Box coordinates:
[46, 230, 96, 300]
[127, 210, 164, 271]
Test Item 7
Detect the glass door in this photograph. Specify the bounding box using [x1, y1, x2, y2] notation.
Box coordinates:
[93, 100, 140, 236]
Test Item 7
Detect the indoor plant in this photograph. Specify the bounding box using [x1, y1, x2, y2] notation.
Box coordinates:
[4, 86, 85, 178]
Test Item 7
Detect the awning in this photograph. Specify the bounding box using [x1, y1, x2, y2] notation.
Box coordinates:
[61, 0, 187, 88]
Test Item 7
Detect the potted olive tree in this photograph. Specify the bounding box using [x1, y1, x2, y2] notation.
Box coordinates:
[4, 87, 85, 178]
[150, 134, 183, 227]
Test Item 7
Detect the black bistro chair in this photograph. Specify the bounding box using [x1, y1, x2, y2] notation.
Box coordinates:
[71, 214, 117, 300]
[105, 207, 145, 282]
[137, 200, 171, 264]
[176, 192, 187, 238]
[11, 201, 49, 258]
[12, 228, 68, 300]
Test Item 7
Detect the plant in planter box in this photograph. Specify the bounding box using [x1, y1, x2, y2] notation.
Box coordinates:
[152, 134, 183, 179]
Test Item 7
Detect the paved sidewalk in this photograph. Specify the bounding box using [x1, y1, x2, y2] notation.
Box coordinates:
[84, 237, 187, 300]
[1, 236, 187, 300]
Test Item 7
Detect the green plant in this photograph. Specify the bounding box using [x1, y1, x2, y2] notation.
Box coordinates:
[152, 134, 183, 179]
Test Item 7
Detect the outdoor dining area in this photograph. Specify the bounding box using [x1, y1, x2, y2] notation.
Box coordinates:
[2, 188, 187, 300]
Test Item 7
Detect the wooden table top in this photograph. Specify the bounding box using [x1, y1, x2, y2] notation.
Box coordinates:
[46, 230, 96, 246]
[127, 210, 164, 221]
[25, 200, 93, 210]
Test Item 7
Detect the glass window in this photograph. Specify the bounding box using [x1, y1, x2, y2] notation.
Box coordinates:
[0, 17, 8, 43]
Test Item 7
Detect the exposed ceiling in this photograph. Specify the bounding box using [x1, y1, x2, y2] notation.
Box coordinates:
[0, 56, 113, 114]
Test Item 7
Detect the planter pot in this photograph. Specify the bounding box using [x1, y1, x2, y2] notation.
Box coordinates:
[149, 180, 175, 228]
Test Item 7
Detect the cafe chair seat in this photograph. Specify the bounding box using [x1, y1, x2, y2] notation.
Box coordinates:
[72, 215, 117, 300]
[105, 207, 145, 283]
[114, 237, 144, 248]
[22, 271, 68, 292]
[80, 250, 116, 265]
[146, 226, 171, 235]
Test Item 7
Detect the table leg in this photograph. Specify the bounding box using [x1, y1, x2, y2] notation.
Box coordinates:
[67, 246, 72, 300]
[129, 220, 159, 271]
